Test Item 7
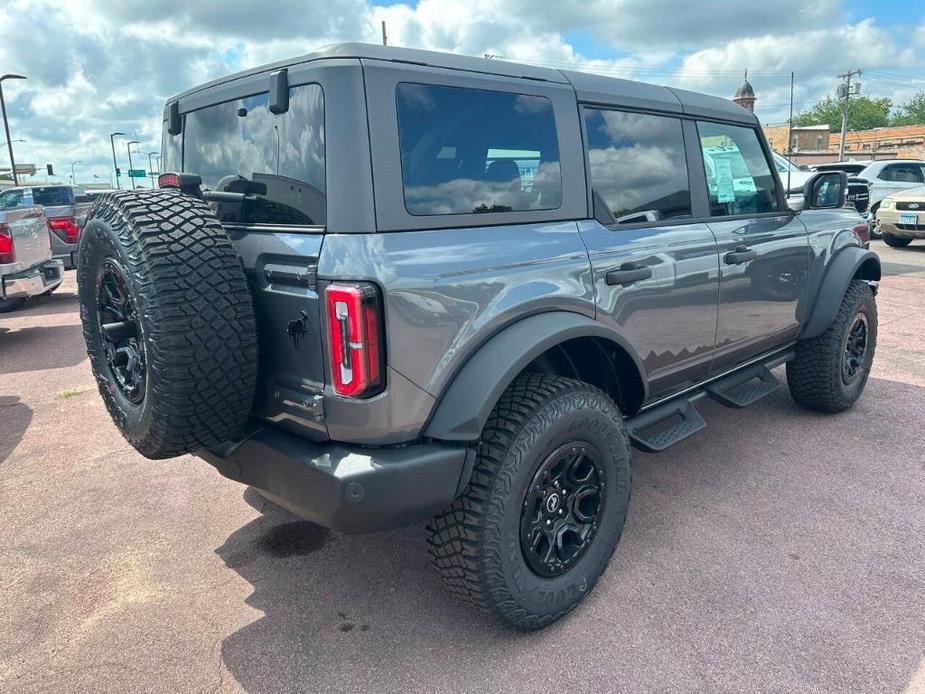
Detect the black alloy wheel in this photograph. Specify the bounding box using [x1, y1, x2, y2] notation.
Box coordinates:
[96, 257, 146, 403]
[842, 312, 868, 384]
[520, 441, 606, 577]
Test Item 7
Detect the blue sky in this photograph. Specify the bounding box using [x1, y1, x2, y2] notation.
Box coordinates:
[0, 0, 924, 185]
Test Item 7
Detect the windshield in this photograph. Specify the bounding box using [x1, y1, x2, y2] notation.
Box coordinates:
[772, 151, 801, 174]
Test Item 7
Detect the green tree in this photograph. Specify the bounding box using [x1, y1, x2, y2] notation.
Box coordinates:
[795, 96, 892, 131]
[892, 92, 925, 126]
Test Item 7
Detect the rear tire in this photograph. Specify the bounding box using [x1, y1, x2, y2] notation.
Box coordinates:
[427, 374, 632, 631]
[786, 280, 877, 413]
[882, 233, 912, 248]
[77, 190, 258, 459]
[0, 297, 26, 313]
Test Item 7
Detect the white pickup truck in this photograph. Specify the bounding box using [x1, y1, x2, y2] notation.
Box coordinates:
[0, 205, 64, 313]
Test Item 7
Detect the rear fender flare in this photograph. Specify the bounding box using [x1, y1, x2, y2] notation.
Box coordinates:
[801, 247, 880, 339]
[424, 311, 647, 442]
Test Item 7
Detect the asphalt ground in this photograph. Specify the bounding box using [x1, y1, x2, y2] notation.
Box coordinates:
[1, 240, 923, 694]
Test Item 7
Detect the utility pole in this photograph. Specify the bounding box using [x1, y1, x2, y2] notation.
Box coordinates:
[0, 74, 27, 185]
[381, 20, 387, 46]
[786, 71, 794, 194]
[837, 69, 862, 162]
[126, 140, 139, 190]
[146, 152, 159, 189]
[110, 132, 126, 189]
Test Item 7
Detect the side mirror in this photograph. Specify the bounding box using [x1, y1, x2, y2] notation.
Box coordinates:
[802, 171, 847, 210]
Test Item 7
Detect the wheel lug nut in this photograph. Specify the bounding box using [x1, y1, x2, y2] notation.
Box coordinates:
[546, 519, 552, 526]
[559, 509, 564, 516]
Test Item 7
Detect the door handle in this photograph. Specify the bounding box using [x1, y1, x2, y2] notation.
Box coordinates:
[724, 245, 757, 265]
[605, 262, 652, 287]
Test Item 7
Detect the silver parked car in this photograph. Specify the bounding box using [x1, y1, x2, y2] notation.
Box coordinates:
[876, 184, 925, 247]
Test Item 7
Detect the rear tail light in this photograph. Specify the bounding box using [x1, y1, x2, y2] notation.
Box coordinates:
[48, 216, 80, 244]
[325, 283, 384, 398]
[852, 223, 871, 245]
[158, 172, 181, 188]
[0, 223, 14, 264]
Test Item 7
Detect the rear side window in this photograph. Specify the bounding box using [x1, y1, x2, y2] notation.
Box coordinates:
[879, 164, 925, 183]
[697, 122, 780, 217]
[183, 83, 325, 226]
[0, 189, 23, 209]
[584, 108, 691, 224]
[32, 187, 74, 206]
[396, 83, 562, 215]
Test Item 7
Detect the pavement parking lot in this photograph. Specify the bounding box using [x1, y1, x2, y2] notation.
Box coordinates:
[1, 240, 923, 694]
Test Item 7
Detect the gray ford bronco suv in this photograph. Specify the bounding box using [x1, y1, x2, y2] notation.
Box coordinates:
[77, 44, 880, 630]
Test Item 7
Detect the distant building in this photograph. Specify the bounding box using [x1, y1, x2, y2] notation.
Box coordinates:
[828, 124, 925, 161]
[733, 75, 756, 113]
[764, 123, 831, 155]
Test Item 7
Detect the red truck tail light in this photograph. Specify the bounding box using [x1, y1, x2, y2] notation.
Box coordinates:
[48, 217, 80, 244]
[0, 223, 14, 264]
[158, 173, 180, 188]
[325, 283, 384, 398]
[852, 223, 870, 245]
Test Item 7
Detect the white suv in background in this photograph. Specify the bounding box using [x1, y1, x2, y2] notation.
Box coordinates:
[814, 159, 925, 215]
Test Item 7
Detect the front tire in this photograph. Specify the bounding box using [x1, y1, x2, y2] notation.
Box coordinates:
[787, 280, 877, 413]
[427, 374, 632, 630]
[882, 233, 912, 248]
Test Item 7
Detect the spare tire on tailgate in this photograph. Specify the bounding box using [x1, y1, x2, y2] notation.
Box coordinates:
[77, 189, 258, 459]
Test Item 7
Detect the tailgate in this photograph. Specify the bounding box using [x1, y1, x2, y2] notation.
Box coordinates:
[2, 207, 50, 269]
[228, 229, 328, 434]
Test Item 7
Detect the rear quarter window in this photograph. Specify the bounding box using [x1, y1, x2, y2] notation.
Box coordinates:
[32, 187, 74, 206]
[182, 83, 325, 226]
[395, 83, 562, 215]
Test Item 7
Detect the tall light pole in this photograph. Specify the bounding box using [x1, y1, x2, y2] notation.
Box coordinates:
[126, 140, 139, 190]
[1, 74, 27, 185]
[146, 151, 159, 189]
[110, 132, 126, 189]
[71, 160, 83, 184]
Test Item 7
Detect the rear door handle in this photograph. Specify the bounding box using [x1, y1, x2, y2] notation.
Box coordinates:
[605, 262, 652, 287]
[724, 245, 757, 265]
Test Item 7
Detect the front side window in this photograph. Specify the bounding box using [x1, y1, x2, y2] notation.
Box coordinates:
[698, 121, 780, 217]
[584, 108, 692, 224]
[183, 83, 325, 225]
[396, 83, 562, 215]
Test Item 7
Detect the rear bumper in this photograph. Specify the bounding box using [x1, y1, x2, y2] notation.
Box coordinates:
[1, 259, 63, 300]
[196, 425, 474, 533]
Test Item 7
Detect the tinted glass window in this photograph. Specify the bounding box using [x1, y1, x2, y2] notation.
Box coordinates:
[162, 122, 182, 173]
[0, 189, 23, 209]
[32, 187, 74, 206]
[698, 122, 780, 216]
[584, 109, 691, 224]
[396, 83, 561, 215]
[880, 164, 925, 183]
[183, 83, 325, 225]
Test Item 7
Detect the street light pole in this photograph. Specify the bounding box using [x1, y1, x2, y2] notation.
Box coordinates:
[71, 160, 83, 184]
[0, 74, 27, 185]
[126, 140, 139, 191]
[146, 151, 159, 189]
[110, 132, 126, 190]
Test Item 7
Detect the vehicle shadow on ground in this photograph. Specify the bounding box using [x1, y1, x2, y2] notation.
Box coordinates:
[12, 289, 79, 318]
[215, 378, 925, 694]
[0, 324, 86, 375]
[0, 396, 33, 465]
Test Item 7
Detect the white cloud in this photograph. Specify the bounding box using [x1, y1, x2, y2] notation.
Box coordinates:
[0, 0, 923, 185]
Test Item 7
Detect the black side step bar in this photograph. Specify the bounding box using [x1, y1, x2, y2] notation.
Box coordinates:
[626, 350, 795, 453]
[704, 364, 780, 409]
[627, 399, 706, 453]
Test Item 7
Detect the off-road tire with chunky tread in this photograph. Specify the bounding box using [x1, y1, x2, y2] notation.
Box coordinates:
[882, 233, 912, 248]
[786, 279, 876, 413]
[77, 189, 258, 459]
[427, 373, 632, 631]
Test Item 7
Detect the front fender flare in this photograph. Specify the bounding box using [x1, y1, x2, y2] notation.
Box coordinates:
[424, 311, 647, 442]
[801, 246, 880, 340]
